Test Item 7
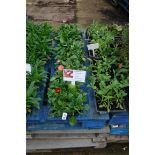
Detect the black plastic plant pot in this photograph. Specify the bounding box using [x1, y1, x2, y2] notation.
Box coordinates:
[85, 29, 91, 41]
[124, 86, 129, 111]
[114, 35, 123, 40]
[94, 94, 108, 114]
[108, 103, 126, 114]
[94, 92, 127, 114]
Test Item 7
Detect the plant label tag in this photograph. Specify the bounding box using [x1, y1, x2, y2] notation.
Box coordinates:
[111, 125, 119, 128]
[87, 43, 99, 51]
[63, 69, 86, 83]
[62, 112, 67, 120]
[26, 64, 31, 74]
[71, 81, 75, 85]
[74, 70, 86, 82]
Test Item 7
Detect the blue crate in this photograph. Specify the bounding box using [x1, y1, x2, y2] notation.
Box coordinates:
[110, 127, 129, 135]
[109, 112, 129, 135]
[26, 60, 52, 123]
[109, 112, 129, 125]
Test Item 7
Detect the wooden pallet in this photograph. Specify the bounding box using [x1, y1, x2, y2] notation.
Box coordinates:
[26, 126, 128, 153]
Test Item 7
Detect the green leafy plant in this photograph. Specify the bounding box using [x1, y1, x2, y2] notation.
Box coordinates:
[48, 70, 88, 125]
[26, 61, 48, 113]
[87, 22, 115, 57]
[26, 60, 48, 86]
[87, 22, 129, 112]
[26, 81, 41, 113]
[26, 20, 53, 113]
[26, 20, 53, 64]
[47, 24, 89, 125]
[53, 24, 87, 70]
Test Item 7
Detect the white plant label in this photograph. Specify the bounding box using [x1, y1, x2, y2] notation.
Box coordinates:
[87, 43, 99, 51]
[112, 125, 119, 128]
[74, 70, 86, 82]
[63, 69, 86, 84]
[26, 64, 31, 74]
[62, 112, 67, 120]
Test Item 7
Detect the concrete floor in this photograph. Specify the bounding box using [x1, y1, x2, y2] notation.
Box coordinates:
[27, 143, 129, 155]
[26, 0, 128, 28]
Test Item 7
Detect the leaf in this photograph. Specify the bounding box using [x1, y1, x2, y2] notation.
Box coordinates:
[69, 116, 77, 126]
[82, 57, 86, 61]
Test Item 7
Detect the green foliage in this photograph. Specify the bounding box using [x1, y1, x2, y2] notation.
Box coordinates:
[87, 22, 129, 112]
[26, 81, 41, 112]
[87, 22, 129, 64]
[48, 71, 87, 118]
[26, 20, 53, 64]
[26, 20, 52, 113]
[26, 60, 48, 87]
[53, 24, 87, 70]
[69, 116, 77, 126]
[47, 24, 88, 124]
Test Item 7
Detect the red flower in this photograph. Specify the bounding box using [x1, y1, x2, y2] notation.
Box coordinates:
[55, 88, 61, 93]
[58, 65, 64, 71]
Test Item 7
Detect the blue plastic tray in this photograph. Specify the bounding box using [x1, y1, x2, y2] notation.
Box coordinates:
[110, 128, 129, 135]
[109, 112, 129, 135]
[109, 112, 129, 125]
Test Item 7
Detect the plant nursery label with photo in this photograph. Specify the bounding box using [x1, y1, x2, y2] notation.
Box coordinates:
[63, 69, 74, 81]
[87, 43, 99, 51]
[26, 64, 31, 73]
[63, 69, 86, 83]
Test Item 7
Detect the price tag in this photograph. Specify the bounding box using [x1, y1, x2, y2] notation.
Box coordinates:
[87, 43, 99, 51]
[63, 69, 86, 84]
[26, 64, 31, 74]
[62, 112, 67, 120]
